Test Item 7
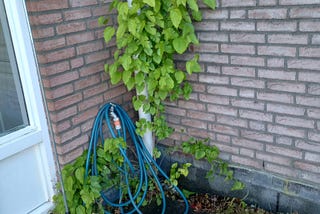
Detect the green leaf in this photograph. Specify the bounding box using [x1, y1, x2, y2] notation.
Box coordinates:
[116, 23, 127, 38]
[175, 70, 185, 83]
[195, 150, 206, 160]
[104, 27, 115, 43]
[187, 0, 199, 12]
[170, 8, 182, 29]
[173, 37, 189, 54]
[143, 0, 155, 7]
[120, 54, 132, 71]
[186, 54, 201, 74]
[109, 65, 122, 84]
[98, 16, 109, 26]
[75, 167, 85, 184]
[122, 69, 132, 84]
[203, 0, 216, 9]
[192, 10, 202, 21]
[76, 205, 86, 214]
[231, 181, 245, 191]
[135, 72, 144, 85]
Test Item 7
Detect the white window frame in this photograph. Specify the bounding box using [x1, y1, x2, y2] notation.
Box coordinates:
[0, 0, 56, 213]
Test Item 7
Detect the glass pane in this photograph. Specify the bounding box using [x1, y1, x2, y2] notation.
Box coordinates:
[0, 6, 29, 137]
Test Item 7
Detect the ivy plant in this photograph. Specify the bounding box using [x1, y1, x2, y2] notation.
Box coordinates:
[102, 0, 216, 139]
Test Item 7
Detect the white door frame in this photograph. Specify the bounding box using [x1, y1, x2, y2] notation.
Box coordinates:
[0, 0, 56, 213]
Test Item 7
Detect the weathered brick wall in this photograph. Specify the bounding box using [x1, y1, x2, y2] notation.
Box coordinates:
[164, 0, 320, 187]
[26, 0, 134, 165]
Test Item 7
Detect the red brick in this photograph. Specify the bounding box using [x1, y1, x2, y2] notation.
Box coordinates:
[308, 84, 320, 95]
[231, 98, 264, 110]
[294, 161, 320, 173]
[81, 119, 94, 133]
[67, 32, 95, 45]
[240, 148, 255, 158]
[268, 34, 308, 45]
[267, 81, 305, 93]
[230, 33, 265, 43]
[268, 124, 305, 138]
[222, 66, 255, 77]
[83, 84, 108, 99]
[276, 136, 293, 146]
[78, 95, 103, 112]
[249, 121, 266, 131]
[200, 54, 229, 64]
[187, 110, 216, 121]
[296, 96, 320, 107]
[56, 22, 86, 35]
[195, 22, 219, 31]
[40, 61, 70, 76]
[241, 130, 274, 142]
[50, 71, 79, 87]
[58, 134, 88, 155]
[239, 89, 255, 98]
[216, 134, 231, 143]
[26, 0, 68, 12]
[72, 107, 99, 125]
[232, 137, 264, 150]
[256, 152, 292, 166]
[176, 100, 205, 111]
[257, 92, 294, 103]
[79, 62, 105, 77]
[240, 109, 273, 122]
[300, 172, 320, 184]
[186, 128, 210, 139]
[55, 121, 72, 133]
[307, 108, 320, 119]
[214, 143, 239, 155]
[199, 32, 228, 42]
[31, 27, 55, 39]
[181, 119, 208, 129]
[257, 22, 297, 32]
[258, 46, 296, 57]
[267, 103, 305, 116]
[71, 57, 84, 69]
[193, 43, 219, 53]
[300, 21, 320, 32]
[258, 69, 296, 80]
[221, 44, 255, 54]
[290, 7, 320, 18]
[289, 59, 320, 71]
[199, 94, 229, 105]
[217, 115, 247, 128]
[70, 0, 98, 7]
[29, 13, 63, 25]
[85, 51, 110, 64]
[35, 37, 66, 52]
[221, 21, 255, 31]
[192, 83, 206, 92]
[59, 147, 84, 165]
[64, 8, 92, 21]
[77, 41, 104, 55]
[38, 47, 75, 63]
[232, 155, 261, 169]
[267, 58, 285, 68]
[265, 163, 298, 177]
[60, 127, 81, 143]
[104, 86, 127, 101]
[231, 56, 265, 67]
[249, 9, 287, 19]
[231, 77, 265, 88]
[208, 104, 238, 116]
[230, 10, 246, 19]
[259, 0, 277, 6]
[199, 74, 229, 84]
[210, 124, 239, 136]
[203, 9, 228, 19]
[308, 131, 320, 142]
[312, 35, 320, 44]
[54, 106, 78, 122]
[299, 47, 320, 58]
[92, 5, 110, 17]
[295, 140, 320, 152]
[276, 116, 314, 129]
[280, 0, 320, 5]
[54, 93, 82, 110]
[221, 0, 256, 7]
[299, 72, 320, 83]
[47, 84, 74, 99]
[166, 106, 186, 116]
[305, 152, 320, 163]
[207, 86, 237, 96]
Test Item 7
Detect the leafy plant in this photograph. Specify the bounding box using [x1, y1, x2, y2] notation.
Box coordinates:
[102, 0, 216, 139]
[181, 138, 245, 191]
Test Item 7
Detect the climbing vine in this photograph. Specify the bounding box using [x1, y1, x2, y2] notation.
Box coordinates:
[102, 0, 216, 139]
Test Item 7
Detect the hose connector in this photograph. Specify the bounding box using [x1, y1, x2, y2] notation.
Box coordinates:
[110, 106, 121, 130]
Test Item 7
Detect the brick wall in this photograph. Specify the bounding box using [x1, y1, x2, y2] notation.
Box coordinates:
[164, 0, 320, 187]
[26, 0, 134, 165]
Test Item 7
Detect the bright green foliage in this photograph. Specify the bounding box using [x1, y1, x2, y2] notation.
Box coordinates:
[182, 138, 245, 191]
[167, 162, 192, 187]
[103, 0, 216, 140]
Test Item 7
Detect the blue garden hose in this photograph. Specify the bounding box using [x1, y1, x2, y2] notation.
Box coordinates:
[84, 103, 189, 214]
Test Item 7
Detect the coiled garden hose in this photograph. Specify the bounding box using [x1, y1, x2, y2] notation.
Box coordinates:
[84, 103, 189, 214]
